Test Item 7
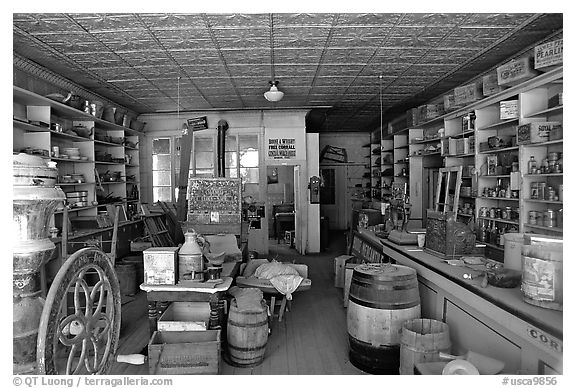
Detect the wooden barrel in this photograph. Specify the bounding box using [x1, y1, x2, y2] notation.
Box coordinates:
[115, 263, 137, 296]
[226, 299, 269, 367]
[347, 263, 421, 374]
[521, 235, 563, 311]
[399, 318, 451, 375]
[122, 255, 144, 285]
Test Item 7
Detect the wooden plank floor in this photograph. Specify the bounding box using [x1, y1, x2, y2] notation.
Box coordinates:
[110, 230, 365, 375]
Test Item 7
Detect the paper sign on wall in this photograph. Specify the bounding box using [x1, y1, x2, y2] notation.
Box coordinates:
[268, 137, 297, 159]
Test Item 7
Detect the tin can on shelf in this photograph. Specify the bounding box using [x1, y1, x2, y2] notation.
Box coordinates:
[502, 206, 511, 220]
[543, 209, 557, 228]
[547, 187, 556, 201]
[489, 207, 496, 219]
[530, 183, 539, 199]
[537, 182, 547, 200]
[528, 211, 539, 225]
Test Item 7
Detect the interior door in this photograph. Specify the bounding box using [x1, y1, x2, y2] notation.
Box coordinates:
[320, 166, 347, 229]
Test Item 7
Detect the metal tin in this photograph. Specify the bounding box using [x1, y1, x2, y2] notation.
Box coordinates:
[489, 207, 496, 219]
[547, 187, 556, 201]
[543, 209, 557, 228]
[537, 182, 547, 200]
[530, 183, 539, 199]
[528, 211, 539, 225]
[502, 207, 511, 220]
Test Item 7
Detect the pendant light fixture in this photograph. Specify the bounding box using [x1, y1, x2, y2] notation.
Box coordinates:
[264, 80, 284, 102]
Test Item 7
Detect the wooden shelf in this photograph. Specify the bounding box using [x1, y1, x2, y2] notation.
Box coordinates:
[444, 129, 475, 138]
[52, 157, 93, 163]
[94, 139, 123, 147]
[50, 130, 92, 142]
[479, 145, 519, 154]
[95, 160, 125, 165]
[523, 224, 563, 233]
[479, 174, 511, 178]
[523, 139, 563, 147]
[410, 151, 441, 157]
[525, 105, 563, 118]
[477, 197, 519, 202]
[410, 137, 441, 145]
[524, 199, 563, 205]
[477, 118, 519, 131]
[445, 152, 475, 158]
[478, 216, 519, 226]
[523, 173, 563, 178]
[57, 182, 96, 187]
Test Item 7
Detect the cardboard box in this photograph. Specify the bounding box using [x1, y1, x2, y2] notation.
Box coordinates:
[143, 247, 179, 285]
[148, 330, 221, 375]
[534, 39, 563, 70]
[482, 73, 506, 96]
[454, 81, 483, 105]
[517, 122, 560, 145]
[497, 57, 539, 86]
[158, 302, 211, 331]
[462, 112, 476, 131]
[419, 104, 440, 122]
[500, 100, 519, 119]
[406, 107, 420, 127]
[444, 91, 460, 112]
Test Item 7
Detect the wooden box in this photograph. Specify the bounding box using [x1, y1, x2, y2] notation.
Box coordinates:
[143, 247, 179, 285]
[419, 104, 441, 121]
[424, 211, 476, 258]
[406, 107, 420, 127]
[497, 57, 539, 86]
[158, 302, 211, 331]
[482, 73, 506, 96]
[443, 91, 461, 112]
[148, 330, 221, 375]
[334, 255, 354, 288]
[500, 100, 519, 119]
[534, 39, 563, 70]
[454, 81, 483, 106]
[517, 122, 561, 145]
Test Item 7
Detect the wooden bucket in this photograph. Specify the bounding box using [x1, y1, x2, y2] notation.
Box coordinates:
[226, 299, 269, 367]
[115, 263, 137, 296]
[521, 235, 563, 311]
[399, 318, 451, 375]
[347, 263, 421, 374]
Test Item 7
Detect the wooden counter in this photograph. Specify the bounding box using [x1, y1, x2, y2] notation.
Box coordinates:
[349, 230, 563, 375]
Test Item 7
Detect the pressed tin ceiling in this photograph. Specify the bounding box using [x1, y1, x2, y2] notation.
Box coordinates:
[13, 13, 562, 132]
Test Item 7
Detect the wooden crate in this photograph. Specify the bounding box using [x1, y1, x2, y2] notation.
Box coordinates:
[482, 73, 506, 96]
[534, 39, 563, 70]
[143, 247, 178, 285]
[454, 81, 483, 105]
[497, 57, 539, 86]
[424, 210, 476, 259]
[148, 330, 221, 375]
[157, 302, 211, 331]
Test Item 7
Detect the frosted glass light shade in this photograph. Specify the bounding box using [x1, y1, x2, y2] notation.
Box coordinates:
[264, 85, 284, 102]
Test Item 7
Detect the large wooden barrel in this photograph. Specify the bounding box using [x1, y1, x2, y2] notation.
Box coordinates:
[115, 263, 137, 296]
[122, 255, 144, 285]
[399, 318, 451, 375]
[347, 263, 421, 374]
[226, 299, 269, 367]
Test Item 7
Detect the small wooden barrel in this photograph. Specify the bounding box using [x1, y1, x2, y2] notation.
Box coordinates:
[347, 263, 421, 374]
[399, 318, 451, 375]
[226, 299, 269, 367]
[115, 263, 137, 296]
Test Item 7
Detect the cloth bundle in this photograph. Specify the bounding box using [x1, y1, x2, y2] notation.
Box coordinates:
[228, 286, 264, 312]
[253, 260, 303, 300]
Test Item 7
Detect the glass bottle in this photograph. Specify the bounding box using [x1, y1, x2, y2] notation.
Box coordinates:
[490, 221, 498, 245]
[528, 156, 537, 174]
[479, 220, 487, 242]
[541, 158, 549, 174]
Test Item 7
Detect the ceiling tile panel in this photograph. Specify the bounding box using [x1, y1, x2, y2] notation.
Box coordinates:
[273, 13, 333, 27]
[13, 12, 562, 130]
[336, 13, 403, 26]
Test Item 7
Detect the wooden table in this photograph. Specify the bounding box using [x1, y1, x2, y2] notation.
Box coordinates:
[139, 261, 240, 336]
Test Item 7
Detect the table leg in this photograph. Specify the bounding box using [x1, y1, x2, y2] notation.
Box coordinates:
[147, 301, 158, 335]
[278, 297, 287, 322]
[158, 301, 169, 315]
[209, 298, 221, 330]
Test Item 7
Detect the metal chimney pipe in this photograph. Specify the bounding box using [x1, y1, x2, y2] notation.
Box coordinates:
[217, 119, 229, 177]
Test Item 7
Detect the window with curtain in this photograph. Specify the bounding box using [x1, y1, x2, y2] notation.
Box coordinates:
[152, 138, 172, 202]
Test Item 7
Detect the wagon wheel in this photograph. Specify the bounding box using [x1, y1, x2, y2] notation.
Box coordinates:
[37, 247, 121, 374]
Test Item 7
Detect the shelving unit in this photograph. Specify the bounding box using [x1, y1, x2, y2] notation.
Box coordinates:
[13, 85, 143, 233]
[391, 66, 562, 254]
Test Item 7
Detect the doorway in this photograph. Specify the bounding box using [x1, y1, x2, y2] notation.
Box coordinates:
[266, 166, 298, 255]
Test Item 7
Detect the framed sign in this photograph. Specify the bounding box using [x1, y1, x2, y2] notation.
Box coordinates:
[187, 116, 208, 131]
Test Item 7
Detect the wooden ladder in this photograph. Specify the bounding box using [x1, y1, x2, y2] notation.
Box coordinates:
[434, 166, 463, 214]
[141, 204, 175, 247]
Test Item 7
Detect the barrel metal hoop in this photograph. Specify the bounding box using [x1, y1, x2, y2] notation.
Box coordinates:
[348, 296, 420, 310]
[227, 343, 268, 352]
[228, 320, 268, 328]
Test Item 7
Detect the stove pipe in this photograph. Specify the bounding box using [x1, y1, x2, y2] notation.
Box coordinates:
[217, 119, 229, 177]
